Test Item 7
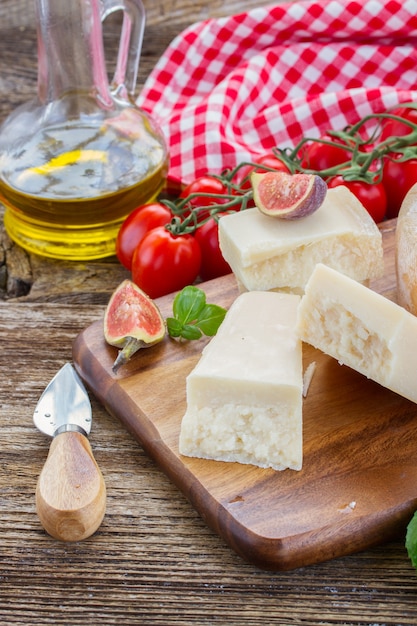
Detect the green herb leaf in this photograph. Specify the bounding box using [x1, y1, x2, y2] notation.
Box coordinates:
[194, 303, 227, 336]
[406, 512, 417, 569]
[167, 286, 227, 341]
[165, 317, 183, 338]
[181, 324, 203, 340]
[172, 285, 206, 323]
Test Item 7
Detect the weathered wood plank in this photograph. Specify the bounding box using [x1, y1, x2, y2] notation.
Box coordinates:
[1, 301, 417, 624]
[1, 1, 417, 622]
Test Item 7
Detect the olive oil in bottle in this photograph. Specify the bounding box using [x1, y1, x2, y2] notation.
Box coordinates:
[0, 111, 168, 259]
[0, 0, 168, 260]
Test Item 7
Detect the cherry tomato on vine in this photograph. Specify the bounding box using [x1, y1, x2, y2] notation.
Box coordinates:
[131, 227, 201, 299]
[194, 214, 232, 281]
[300, 134, 351, 172]
[383, 156, 417, 219]
[116, 203, 172, 270]
[380, 106, 417, 142]
[180, 175, 229, 204]
[253, 153, 290, 172]
[180, 175, 229, 222]
[327, 175, 387, 223]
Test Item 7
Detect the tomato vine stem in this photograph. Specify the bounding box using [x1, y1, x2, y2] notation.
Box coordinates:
[160, 103, 417, 235]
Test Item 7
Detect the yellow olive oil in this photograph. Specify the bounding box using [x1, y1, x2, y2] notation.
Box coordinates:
[0, 113, 169, 260]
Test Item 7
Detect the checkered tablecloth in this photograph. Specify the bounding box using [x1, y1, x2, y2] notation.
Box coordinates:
[137, 0, 417, 186]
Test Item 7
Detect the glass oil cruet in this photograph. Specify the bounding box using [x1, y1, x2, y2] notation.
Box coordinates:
[0, 0, 169, 260]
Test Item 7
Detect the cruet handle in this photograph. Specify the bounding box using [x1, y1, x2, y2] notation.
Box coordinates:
[100, 0, 146, 97]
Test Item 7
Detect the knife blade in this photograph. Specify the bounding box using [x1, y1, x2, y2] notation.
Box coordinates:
[33, 363, 106, 541]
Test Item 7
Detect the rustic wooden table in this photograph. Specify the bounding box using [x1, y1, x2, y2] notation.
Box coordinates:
[1, 2, 417, 624]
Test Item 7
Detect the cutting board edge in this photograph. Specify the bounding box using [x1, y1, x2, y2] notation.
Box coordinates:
[72, 229, 417, 571]
[72, 319, 416, 571]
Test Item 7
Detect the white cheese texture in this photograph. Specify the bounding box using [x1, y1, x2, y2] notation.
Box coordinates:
[297, 263, 417, 404]
[179, 291, 303, 471]
[396, 182, 417, 315]
[218, 186, 383, 293]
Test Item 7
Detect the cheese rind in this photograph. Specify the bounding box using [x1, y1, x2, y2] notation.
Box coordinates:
[179, 291, 303, 471]
[296, 263, 417, 404]
[218, 186, 383, 293]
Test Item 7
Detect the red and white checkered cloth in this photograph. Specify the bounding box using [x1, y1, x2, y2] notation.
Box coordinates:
[137, 0, 417, 187]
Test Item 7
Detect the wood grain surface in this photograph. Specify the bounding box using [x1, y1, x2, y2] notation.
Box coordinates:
[2, 1, 417, 624]
[2, 222, 417, 625]
[72, 222, 417, 571]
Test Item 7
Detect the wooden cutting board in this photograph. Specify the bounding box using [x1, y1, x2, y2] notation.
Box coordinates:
[72, 222, 417, 571]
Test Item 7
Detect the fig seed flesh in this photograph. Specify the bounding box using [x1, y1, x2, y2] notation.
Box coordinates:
[251, 171, 327, 219]
[104, 279, 166, 372]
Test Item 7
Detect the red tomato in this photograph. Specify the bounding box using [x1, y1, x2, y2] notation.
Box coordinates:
[116, 203, 172, 270]
[252, 153, 290, 172]
[180, 175, 229, 222]
[131, 227, 201, 299]
[327, 175, 387, 223]
[300, 134, 351, 172]
[194, 215, 232, 281]
[180, 175, 228, 205]
[383, 157, 417, 219]
[380, 106, 417, 142]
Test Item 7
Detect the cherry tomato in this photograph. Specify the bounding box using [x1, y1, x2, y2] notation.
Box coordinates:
[180, 175, 229, 205]
[383, 156, 417, 219]
[194, 214, 232, 281]
[253, 153, 290, 172]
[116, 203, 172, 270]
[300, 134, 351, 172]
[180, 175, 229, 222]
[380, 106, 417, 142]
[327, 175, 387, 223]
[131, 227, 201, 299]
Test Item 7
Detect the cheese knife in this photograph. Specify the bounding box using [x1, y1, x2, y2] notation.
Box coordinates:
[33, 363, 106, 541]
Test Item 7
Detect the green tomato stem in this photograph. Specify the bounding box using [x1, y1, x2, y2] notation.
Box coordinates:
[159, 103, 417, 236]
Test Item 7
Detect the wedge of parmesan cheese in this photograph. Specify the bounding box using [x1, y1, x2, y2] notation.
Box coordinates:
[179, 291, 303, 471]
[396, 182, 417, 315]
[218, 186, 383, 294]
[297, 263, 417, 404]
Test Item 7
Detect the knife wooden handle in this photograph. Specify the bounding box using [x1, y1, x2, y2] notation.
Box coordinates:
[36, 431, 106, 542]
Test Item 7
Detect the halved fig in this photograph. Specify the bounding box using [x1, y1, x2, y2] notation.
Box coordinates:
[104, 279, 166, 372]
[251, 170, 327, 219]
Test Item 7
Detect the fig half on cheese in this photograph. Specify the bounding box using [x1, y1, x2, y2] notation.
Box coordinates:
[251, 170, 327, 219]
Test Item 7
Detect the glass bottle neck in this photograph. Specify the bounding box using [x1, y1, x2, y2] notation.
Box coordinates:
[36, 0, 112, 107]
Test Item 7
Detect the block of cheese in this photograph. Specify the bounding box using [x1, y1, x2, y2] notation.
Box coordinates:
[297, 263, 417, 404]
[218, 186, 383, 293]
[179, 291, 303, 471]
[396, 182, 417, 315]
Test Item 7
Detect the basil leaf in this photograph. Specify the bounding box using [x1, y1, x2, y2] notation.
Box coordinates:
[195, 304, 227, 336]
[172, 285, 206, 324]
[166, 317, 183, 338]
[180, 324, 203, 340]
[406, 512, 417, 569]
[167, 285, 227, 341]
